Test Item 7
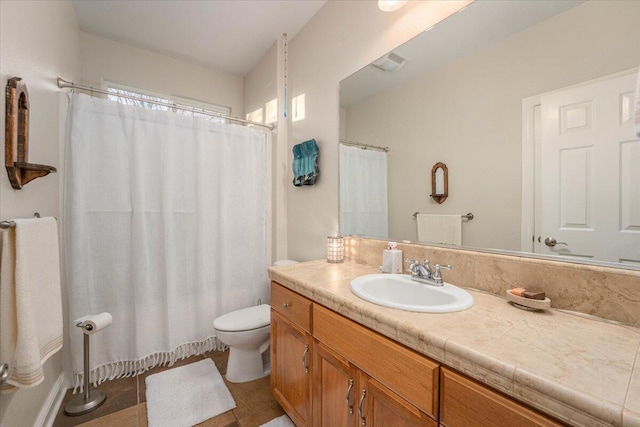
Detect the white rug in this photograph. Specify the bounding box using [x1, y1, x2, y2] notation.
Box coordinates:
[145, 358, 236, 427]
[260, 414, 295, 427]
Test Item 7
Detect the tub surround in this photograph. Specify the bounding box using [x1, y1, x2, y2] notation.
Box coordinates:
[268, 260, 640, 427]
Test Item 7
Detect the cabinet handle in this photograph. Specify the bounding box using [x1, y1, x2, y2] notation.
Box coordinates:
[346, 378, 354, 414]
[302, 345, 309, 374]
[282, 302, 290, 308]
[358, 388, 366, 426]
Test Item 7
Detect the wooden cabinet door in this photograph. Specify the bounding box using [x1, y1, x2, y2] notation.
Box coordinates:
[271, 310, 312, 427]
[359, 373, 437, 427]
[314, 304, 439, 419]
[313, 340, 359, 427]
[440, 367, 564, 427]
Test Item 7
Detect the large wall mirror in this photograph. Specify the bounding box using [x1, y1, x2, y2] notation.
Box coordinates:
[339, 0, 640, 269]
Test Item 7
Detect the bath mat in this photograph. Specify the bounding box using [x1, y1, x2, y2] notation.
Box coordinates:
[145, 358, 235, 427]
[260, 414, 295, 427]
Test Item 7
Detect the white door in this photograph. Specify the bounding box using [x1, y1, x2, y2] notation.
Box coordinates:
[538, 71, 640, 264]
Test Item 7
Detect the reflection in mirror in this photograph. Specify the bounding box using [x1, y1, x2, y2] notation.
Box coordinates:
[431, 162, 448, 204]
[339, 140, 389, 239]
[339, 0, 640, 268]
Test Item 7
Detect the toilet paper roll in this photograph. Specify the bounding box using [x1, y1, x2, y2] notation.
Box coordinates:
[75, 312, 112, 335]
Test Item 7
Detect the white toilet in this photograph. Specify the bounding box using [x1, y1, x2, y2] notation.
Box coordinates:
[213, 259, 298, 383]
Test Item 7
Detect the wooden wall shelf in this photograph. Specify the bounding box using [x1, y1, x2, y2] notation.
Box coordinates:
[5, 77, 57, 189]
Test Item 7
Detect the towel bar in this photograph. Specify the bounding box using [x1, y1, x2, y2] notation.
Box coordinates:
[413, 212, 474, 220]
[0, 212, 42, 229]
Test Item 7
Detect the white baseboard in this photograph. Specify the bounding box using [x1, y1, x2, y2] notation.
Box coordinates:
[34, 373, 68, 427]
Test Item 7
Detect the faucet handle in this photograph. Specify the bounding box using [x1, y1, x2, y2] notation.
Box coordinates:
[404, 258, 419, 273]
[432, 264, 451, 283]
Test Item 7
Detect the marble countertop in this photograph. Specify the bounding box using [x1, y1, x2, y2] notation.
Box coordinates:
[268, 260, 640, 427]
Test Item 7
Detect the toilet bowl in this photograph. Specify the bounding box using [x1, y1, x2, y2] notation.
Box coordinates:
[213, 259, 298, 383]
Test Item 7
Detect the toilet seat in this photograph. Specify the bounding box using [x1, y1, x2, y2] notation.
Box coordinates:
[273, 259, 298, 266]
[213, 304, 270, 332]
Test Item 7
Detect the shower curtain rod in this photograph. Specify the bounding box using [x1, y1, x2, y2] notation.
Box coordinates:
[57, 78, 274, 130]
[340, 138, 389, 152]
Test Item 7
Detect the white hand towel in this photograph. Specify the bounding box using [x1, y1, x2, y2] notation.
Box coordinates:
[416, 214, 462, 246]
[0, 217, 62, 392]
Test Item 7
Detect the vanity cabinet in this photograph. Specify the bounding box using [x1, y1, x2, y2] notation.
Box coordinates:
[439, 367, 564, 427]
[359, 373, 437, 427]
[271, 282, 563, 427]
[313, 339, 436, 427]
[271, 283, 313, 427]
[312, 341, 359, 426]
[313, 304, 439, 426]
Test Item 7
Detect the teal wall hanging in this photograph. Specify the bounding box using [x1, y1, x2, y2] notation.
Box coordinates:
[292, 139, 319, 186]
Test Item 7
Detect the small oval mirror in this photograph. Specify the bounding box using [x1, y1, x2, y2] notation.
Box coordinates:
[430, 162, 448, 204]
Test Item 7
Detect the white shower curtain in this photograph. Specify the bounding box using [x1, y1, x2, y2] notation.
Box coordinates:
[339, 144, 388, 238]
[64, 93, 269, 388]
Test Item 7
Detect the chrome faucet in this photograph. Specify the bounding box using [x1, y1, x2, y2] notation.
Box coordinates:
[405, 258, 432, 280]
[405, 258, 451, 287]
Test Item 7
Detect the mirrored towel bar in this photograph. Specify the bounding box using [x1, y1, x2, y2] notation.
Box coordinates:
[413, 212, 474, 220]
[0, 212, 41, 229]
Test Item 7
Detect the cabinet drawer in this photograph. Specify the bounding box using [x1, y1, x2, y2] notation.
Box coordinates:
[440, 367, 564, 427]
[271, 282, 312, 333]
[313, 304, 439, 420]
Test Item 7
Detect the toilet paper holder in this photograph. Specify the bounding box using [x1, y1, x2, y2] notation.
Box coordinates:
[64, 321, 108, 415]
[76, 321, 94, 332]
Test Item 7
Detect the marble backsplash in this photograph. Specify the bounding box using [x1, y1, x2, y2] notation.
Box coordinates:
[345, 237, 640, 328]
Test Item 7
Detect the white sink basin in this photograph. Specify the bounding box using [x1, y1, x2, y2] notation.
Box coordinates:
[350, 274, 474, 313]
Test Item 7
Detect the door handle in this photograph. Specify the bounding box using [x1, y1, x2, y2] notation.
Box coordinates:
[544, 237, 568, 247]
[358, 388, 367, 426]
[346, 378, 354, 414]
[302, 345, 309, 374]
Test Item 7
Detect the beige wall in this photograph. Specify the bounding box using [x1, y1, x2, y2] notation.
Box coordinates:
[80, 32, 244, 117]
[243, 41, 289, 263]
[0, 1, 81, 426]
[243, 42, 277, 120]
[287, 0, 471, 261]
[344, 0, 640, 251]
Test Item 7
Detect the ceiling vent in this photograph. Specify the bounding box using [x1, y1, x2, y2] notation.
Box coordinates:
[372, 52, 407, 72]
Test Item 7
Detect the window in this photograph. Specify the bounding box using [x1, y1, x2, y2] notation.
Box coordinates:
[106, 82, 231, 123]
[245, 108, 264, 126]
[292, 94, 306, 122]
[265, 98, 278, 124]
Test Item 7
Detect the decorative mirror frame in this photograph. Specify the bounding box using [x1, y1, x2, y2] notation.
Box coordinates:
[5, 77, 56, 189]
[430, 162, 448, 204]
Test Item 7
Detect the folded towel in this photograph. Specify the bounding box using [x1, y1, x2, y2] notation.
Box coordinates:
[416, 214, 462, 245]
[292, 139, 319, 186]
[0, 217, 62, 392]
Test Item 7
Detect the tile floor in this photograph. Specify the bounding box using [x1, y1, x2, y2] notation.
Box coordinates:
[53, 350, 285, 427]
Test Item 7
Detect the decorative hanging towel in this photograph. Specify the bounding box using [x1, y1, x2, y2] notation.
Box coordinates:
[292, 139, 319, 186]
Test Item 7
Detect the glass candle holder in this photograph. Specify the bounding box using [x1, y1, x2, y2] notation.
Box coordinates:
[327, 236, 344, 263]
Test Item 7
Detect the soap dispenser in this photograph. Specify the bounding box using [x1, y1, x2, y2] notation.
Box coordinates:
[381, 242, 403, 273]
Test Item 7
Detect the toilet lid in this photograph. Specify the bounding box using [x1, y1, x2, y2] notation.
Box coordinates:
[214, 304, 271, 332]
[273, 259, 298, 266]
